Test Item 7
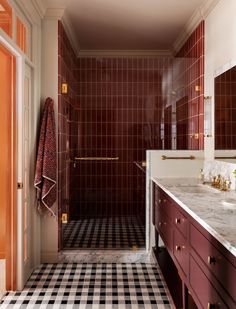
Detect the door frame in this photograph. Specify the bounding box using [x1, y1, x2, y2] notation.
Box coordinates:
[0, 30, 24, 291]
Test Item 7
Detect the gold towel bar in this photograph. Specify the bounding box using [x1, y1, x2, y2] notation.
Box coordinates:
[215, 156, 236, 159]
[74, 157, 119, 161]
[161, 155, 195, 160]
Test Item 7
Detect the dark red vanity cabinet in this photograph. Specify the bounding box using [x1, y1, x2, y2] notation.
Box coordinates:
[153, 182, 236, 309]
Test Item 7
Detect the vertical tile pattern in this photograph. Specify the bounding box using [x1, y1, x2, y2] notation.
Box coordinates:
[58, 21, 79, 248]
[175, 21, 205, 150]
[57, 21, 205, 239]
[215, 65, 236, 149]
[73, 57, 171, 218]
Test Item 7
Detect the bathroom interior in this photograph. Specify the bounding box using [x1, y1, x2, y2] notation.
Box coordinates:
[0, 0, 236, 308]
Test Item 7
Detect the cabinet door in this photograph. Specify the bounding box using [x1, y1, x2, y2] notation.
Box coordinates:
[189, 255, 229, 309]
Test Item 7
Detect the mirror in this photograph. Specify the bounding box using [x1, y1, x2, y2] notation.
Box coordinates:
[214, 64, 236, 162]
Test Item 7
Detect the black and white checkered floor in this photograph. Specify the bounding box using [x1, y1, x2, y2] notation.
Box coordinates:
[0, 263, 172, 308]
[63, 217, 145, 249]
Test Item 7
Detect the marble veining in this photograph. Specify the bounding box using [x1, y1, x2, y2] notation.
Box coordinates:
[152, 177, 236, 257]
[59, 250, 152, 263]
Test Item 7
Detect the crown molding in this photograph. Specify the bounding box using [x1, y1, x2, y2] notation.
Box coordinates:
[172, 0, 220, 54]
[44, 7, 65, 20]
[61, 11, 80, 57]
[32, 0, 46, 19]
[78, 50, 173, 58]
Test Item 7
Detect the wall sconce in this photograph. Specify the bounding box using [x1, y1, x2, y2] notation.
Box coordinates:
[204, 96, 212, 137]
[61, 83, 68, 94]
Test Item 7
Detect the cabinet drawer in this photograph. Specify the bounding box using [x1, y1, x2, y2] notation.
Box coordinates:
[190, 224, 236, 302]
[189, 255, 229, 309]
[156, 192, 174, 222]
[173, 206, 187, 238]
[173, 228, 188, 277]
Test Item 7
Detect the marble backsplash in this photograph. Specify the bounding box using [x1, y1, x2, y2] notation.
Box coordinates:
[203, 160, 236, 190]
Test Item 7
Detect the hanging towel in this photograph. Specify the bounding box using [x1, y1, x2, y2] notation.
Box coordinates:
[34, 97, 57, 216]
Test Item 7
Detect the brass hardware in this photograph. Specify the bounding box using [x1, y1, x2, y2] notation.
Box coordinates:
[74, 157, 119, 161]
[131, 245, 138, 251]
[141, 161, 146, 167]
[195, 85, 201, 92]
[17, 182, 23, 189]
[158, 199, 162, 203]
[221, 180, 231, 191]
[193, 133, 199, 140]
[159, 222, 162, 227]
[161, 155, 195, 160]
[207, 303, 216, 309]
[61, 83, 68, 94]
[207, 256, 216, 265]
[175, 218, 181, 224]
[215, 156, 236, 159]
[204, 96, 212, 100]
[175, 245, 181, 251]
[61, 213, 68, 224]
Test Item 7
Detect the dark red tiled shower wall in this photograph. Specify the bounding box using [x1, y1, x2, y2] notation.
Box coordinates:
[215, 65, 236, 149]
[58, 21, 79, 246]
[175, 21, 204, 150]
[57, 21, 205, 222]
[71, 57, 172, 218]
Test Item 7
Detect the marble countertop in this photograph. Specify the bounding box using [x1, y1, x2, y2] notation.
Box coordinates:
[152, 177, 236, 258]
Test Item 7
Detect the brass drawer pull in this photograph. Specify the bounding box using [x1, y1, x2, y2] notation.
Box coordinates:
[158, 199, 162, 203]
[175, 218, 181, 224]
[207, 256, 216, 265]
[175, 245, 181, 251]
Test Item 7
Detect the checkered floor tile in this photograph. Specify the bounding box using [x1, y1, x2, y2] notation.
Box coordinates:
[0, 263, 172, 308]
[63, 216, 145, 249]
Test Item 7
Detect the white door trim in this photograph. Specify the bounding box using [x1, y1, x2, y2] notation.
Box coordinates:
[0, 30, 25, 290]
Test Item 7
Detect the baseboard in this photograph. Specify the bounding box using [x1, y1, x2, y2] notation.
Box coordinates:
[41, 251, 58, 263]
[0, 291, 6, 301]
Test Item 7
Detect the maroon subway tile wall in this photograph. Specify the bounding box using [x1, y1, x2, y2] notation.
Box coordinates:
[174, 21, 204, 150]
[215, 65, 236, 149]
[72, 57, 172, 218]
[58, 21, 79, 246]
[57, 21, 205, 223]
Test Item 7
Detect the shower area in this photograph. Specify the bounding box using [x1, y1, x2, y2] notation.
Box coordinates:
[58, 21, 204, 250]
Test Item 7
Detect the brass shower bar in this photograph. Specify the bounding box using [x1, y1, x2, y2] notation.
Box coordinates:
[161, 155, 195, 160]
[74, 157, 119, 161]
[215, 156, 236, 159]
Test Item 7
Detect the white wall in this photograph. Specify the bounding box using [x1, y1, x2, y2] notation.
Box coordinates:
[205, 0, 236, 159]
[41, 19, 59, 263]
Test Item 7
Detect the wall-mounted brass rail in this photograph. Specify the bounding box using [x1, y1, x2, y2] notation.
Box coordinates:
[215, 156, 236, 159]
[161, 155, 195, 160]
[74, 157, 119, 161]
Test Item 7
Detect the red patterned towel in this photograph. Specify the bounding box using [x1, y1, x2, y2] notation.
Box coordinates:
[34, 97, 57, 216]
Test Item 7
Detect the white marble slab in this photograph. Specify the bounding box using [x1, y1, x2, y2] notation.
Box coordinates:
[59, 250, 151, 263]
[152, 177, 236, 257]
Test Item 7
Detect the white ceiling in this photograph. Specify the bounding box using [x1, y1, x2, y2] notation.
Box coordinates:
[44, 0, 208, 50]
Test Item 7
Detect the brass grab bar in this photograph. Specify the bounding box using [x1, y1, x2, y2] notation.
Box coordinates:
[161, 155, 195, 160]
[215, 156, 236, 159]
[74, 157, 119, 161]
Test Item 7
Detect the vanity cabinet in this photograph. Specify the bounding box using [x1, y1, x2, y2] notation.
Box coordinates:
[153, 183, 236, 309]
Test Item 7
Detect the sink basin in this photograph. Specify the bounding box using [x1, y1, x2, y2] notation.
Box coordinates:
[222, 198, 236, 209]
[176, 185, 219, 194]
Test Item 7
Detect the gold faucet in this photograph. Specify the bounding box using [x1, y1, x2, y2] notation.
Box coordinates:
[211, 175, 231, 191]
[221, 179, 231, 191]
